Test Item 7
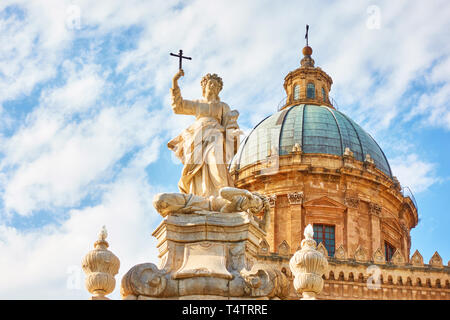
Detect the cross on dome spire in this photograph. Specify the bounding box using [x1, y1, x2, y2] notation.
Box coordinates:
[305, 24, 309, 47]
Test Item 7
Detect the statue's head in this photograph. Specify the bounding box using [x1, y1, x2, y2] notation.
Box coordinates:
[201, 73, 223, 100]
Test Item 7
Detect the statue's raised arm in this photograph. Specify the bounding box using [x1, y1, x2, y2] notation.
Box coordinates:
[170, 69, 186, 114]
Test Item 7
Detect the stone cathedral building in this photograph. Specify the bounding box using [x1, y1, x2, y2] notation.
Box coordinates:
[227, 45, 449, 299]
[82, 44, 449, 300]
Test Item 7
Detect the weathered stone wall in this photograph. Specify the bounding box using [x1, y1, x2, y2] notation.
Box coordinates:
[257, 251, 450, 300]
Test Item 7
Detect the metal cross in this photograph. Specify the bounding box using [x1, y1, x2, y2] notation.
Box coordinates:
[170, 49, 192, 70]
[305, 24, 309, 46]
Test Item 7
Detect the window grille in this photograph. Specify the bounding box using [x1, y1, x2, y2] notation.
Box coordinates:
[307, 83, 315, 99]
[313, 224, 335, 257]
[294, 84, 300, 100]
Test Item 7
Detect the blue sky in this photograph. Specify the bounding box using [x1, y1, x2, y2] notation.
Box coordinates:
[0, 0, 449, 299]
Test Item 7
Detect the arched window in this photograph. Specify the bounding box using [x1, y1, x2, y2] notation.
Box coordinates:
[307, 83, 315, 99]
[322, 87, 327, 102]
[294, 84, 300, 100]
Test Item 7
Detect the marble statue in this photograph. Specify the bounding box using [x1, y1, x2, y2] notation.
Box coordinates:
[168, 69, 242, 197]
[153, 187, 270, 230]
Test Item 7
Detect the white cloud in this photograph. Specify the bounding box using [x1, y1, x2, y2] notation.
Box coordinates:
[0, 171, 161, 299]
[1, 103, 164, 216]
[0, 0, 75, 105]
[390, 154, 441, 194]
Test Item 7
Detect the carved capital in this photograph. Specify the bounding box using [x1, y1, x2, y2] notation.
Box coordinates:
[345, 197, 360, 209]
[287, 191, 304, 205]
[369, 202, 382, 216]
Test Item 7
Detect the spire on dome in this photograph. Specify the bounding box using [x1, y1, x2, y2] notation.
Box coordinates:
[301, 24, 315, 67]
[281, 25, 333, 110]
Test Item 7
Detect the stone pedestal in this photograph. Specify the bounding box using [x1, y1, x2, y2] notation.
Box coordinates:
[120, 211, 289, 300]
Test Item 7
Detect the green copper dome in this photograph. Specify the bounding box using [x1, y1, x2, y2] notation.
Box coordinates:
[231, 104, 392, 178]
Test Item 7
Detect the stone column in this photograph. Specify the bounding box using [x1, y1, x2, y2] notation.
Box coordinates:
[369, 202, 382, 257]
[289, 224, 328, 300]
[288, 192, 304, 253]
[344, 195, 359, 256]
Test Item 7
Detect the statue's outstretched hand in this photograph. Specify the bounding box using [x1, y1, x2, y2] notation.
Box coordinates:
[174, 69, 184, 81]
[172, 69, 184, 89]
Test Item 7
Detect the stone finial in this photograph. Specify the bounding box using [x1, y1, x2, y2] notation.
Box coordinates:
[429, 251, 443, 268]
[292, 143, 302, 153]
[365, 153, 375, 164]
[289, 224, 328, 300]
[410, 250, 424, 266]
[82, 226, 120, 300]
[304, 224, 314, 240]
[343, 147, 354, 157]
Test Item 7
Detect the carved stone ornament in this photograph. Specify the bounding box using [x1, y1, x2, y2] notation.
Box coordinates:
[334, 244, 346, 260]
[121, 263, 168, 299]
[391, 249, 405, 265]
[410, 250, 424, 266]
[353, 245, 367, 262]
[289, 224, 328, 300]
[258, 239, 270, 255]
[241, 263, 290, 299]
[429, 251, 443, 268]
[287, 191, 304, 205]
[373, 248, 385, 264]
[173, 242, 233, 280]
[268, 194, 277, 208]
[278, 240, 290, 256]
[316, 242, 328, 258]
[82, 226, 120, 300]
[153, 187, 268, 217]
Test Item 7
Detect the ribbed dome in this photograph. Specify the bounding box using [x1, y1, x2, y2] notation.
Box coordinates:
[231, 104, 392, 178]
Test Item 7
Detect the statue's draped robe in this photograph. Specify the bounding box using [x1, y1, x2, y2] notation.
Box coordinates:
[168, 87, 240, 197]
